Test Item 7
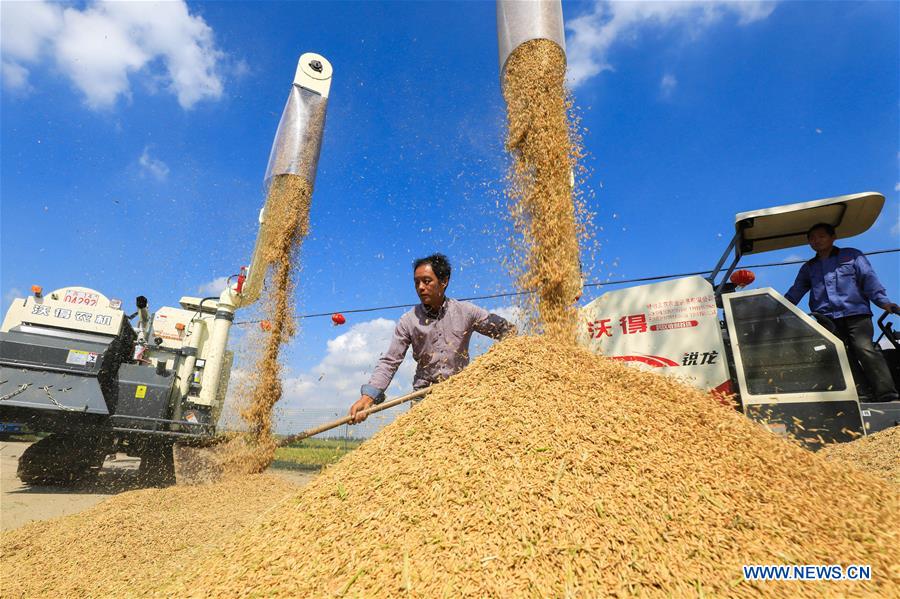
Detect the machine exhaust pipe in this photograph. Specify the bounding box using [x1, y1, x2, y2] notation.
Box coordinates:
[135, 295, 150, 329]
[496, 0, 566, 78]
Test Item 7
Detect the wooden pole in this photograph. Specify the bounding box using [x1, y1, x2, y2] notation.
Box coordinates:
[277, 387, 431, 447]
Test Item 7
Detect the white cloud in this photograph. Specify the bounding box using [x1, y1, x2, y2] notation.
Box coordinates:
[566, 1, 777, 88]
[894, 182, 899, 192]
[2, 287, 25, 308]
[197, 276, 229, 297]
[0, 0, 62, 92]
[891, 218, 900, 238]
[232, 58, 251, 79]
[138, 146, 170, 181]
[258, 318, 417, 436]
[1, 61, 30, 91]
[488, 304, 526, 330]
[0, 1, 62, 60]
[660, 73, 677, 97]
[1, 0, 224, 109]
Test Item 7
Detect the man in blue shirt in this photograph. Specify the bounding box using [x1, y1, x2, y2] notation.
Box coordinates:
[786, 223, 899, 401]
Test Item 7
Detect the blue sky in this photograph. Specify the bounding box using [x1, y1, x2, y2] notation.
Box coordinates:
[2, 1, 898, 433]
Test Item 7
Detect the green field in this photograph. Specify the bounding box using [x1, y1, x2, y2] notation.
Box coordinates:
[272, 437, 364, 470]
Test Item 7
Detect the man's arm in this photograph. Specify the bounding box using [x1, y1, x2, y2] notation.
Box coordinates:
[855, 253, 900, 313]
[785, 263, 811, 306]
[350, 319, 411, 423]
[470, 304, 517, 340]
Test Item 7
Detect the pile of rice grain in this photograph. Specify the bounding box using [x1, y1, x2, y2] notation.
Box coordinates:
[134, 336, 896, 598]
[820, 426, 899, 485]
[0, 474, 297, 598]
[503, 39, 583, 343]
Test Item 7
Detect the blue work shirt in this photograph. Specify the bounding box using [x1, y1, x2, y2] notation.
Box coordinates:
[785, 247, 891, 319]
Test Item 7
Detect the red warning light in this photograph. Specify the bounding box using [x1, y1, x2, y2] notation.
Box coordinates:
[260, 320, 272, 331]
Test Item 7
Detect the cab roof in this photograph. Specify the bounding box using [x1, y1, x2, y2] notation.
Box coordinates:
[734, 191, 885, 256]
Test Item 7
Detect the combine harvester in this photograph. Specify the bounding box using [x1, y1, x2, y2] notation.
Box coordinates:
[578, 191, 900, 446]
[0, 53, 333, 485]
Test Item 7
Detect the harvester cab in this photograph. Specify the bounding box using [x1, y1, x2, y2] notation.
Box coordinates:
[579, 191, 899, 447]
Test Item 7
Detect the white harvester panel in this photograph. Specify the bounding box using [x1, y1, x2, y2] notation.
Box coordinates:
[151, 307, 197, 350]
[577, 276, 731, 392]
[1, 287, 123, 336]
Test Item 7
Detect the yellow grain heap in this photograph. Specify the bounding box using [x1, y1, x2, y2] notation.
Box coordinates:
[820, 426, 900, 485]
[143, 336, 894, 597]
[503, 40, 583, 343]
[0, 474, 297, 598]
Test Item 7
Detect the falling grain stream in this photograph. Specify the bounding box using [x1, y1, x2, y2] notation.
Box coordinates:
[503, 40, 583, 343]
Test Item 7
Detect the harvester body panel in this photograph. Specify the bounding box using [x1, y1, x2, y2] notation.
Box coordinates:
[578, 276, 731, 393]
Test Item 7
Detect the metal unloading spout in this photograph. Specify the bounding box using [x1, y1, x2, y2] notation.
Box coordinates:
[198, 52, 332, 410]
[496, 0, 566, 77]
[238, 52, 333, 307]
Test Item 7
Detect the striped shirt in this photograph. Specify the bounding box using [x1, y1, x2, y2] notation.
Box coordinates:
[361, 298, 514, 401]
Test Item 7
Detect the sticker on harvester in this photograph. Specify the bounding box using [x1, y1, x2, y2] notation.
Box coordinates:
[62, 289, 100, 306]
[135, 385, 147, 399]
[579, 276, 730, 392]
[66, 350, 90, 366]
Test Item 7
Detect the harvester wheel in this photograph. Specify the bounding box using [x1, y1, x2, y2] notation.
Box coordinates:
[17, 434, 106, 486]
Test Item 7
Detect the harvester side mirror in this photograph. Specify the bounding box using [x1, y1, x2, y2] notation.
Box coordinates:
[136, 296, 148, 309]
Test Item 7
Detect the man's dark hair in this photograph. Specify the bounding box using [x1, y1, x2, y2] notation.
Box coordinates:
[807, 222, 836, 238]
[413, 253, 451, 281]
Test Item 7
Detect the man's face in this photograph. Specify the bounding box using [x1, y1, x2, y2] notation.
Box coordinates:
[807, 227, 836, 254]
[414, 264, 448, 308]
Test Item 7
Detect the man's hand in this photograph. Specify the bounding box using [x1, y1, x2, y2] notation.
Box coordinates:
[880, 302, 900, 315]
[349, 395, 376, 424]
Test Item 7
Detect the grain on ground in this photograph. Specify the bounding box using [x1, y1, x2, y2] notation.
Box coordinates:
[820, 426, 899, 485]
[148, 336, 899, 598]
[0, 474, 297, 598]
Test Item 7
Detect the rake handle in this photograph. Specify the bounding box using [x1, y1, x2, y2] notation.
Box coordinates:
[277, 387, 430, 447]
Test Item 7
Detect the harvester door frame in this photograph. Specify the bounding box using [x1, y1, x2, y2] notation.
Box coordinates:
[721, 287, 865, 444]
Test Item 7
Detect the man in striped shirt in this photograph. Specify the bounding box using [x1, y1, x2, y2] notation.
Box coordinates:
[349, 253, 516, 423]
